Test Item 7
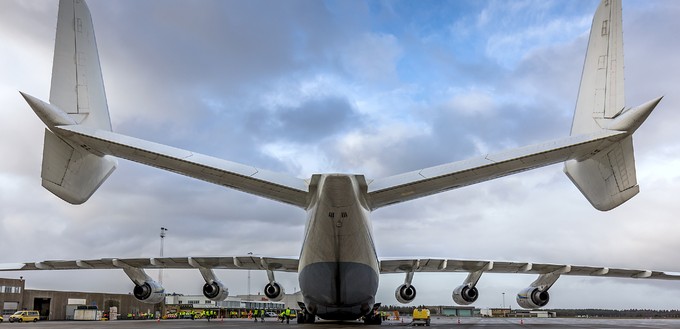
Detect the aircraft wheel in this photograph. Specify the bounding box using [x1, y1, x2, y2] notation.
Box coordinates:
[306, 315, 316, 323]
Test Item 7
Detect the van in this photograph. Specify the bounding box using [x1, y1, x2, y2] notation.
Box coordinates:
[8, 310, 40, 322]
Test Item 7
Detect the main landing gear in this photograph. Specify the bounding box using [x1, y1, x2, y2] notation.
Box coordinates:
[363, 303, 382, 325]
[296, 302, 316, 324]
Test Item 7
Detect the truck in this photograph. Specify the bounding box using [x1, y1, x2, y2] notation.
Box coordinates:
[412, 307, 430, 326]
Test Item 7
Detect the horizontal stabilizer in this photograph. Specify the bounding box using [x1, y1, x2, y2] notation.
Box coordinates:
[41, 129, 117, 204]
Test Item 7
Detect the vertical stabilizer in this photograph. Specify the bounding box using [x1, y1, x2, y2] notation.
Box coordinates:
[564, 0, 647, 211]
[571, 0, 624, 135]
[50, 0, 112, 130]
[24, 0, 117, 204]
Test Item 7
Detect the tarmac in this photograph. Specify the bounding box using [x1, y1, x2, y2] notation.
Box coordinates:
[5, 317, 680, 328]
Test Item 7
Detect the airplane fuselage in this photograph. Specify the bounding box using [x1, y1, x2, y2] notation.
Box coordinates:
[298, 174, 379, 320]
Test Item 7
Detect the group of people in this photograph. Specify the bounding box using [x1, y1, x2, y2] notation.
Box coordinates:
[250, 309, 266, 322]
[165, 307, 297, 322]
[278, 307, 293, 324]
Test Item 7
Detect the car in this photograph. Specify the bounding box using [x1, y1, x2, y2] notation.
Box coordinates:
[9, 310, 40, 323]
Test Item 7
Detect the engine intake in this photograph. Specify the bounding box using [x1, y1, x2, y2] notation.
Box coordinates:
[516, 287, 550, 309]
[132, 280, 165, 304]
[452, 285, 478, 305]
[265, 282, 285, 301]
[203, 280, 228, 301]
[395, 284, 416, 304]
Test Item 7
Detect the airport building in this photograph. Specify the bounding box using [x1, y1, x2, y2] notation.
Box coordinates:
[0, 277, 303, 321]
[432, 305, 479, 317]
[0, 277, 157, 320]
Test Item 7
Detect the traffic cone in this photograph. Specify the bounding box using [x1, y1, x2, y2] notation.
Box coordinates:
[520, 318, 524, 325]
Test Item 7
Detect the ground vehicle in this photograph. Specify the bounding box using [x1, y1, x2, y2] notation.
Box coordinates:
[412, 307, 431, 326]
[0, 314, 3, 322]
[9, 310, 40, 322]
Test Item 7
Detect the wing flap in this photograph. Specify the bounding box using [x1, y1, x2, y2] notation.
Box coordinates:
[54, 125, 309, 208]
[368, 131, 626, 209]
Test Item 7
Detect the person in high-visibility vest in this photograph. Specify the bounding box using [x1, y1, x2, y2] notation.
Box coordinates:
[284, 307, 291, 324]
[253, 309, 258, 322]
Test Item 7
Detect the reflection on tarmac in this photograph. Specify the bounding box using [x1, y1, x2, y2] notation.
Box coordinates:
[8, 317, 680, 328]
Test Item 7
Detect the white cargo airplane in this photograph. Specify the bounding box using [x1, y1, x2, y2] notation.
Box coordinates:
[1, 0, 674, 324]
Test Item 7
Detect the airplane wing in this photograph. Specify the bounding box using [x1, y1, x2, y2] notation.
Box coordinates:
[0, 256, 299, 273]
[366, 130, 627, 210]
[51, 124, 310, 208]
[380, 258, 680, 280]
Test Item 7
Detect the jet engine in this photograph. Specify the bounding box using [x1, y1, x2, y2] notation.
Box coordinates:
[516, 287, 550, 309]
[264, 282, 285, 301]
[133, 280, 165, 304]
[203, 280, 228, 301]
[452, 284, 478, 305]
[395, 284, 416, 304]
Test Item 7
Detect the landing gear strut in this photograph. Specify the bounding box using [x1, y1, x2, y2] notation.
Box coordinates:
[296, 302, 316, 324]
[363, 303, 382, 325]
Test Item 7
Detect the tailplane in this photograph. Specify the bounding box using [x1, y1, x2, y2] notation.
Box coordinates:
[22, 0, 116, 204]
[564, 0, 661, 211]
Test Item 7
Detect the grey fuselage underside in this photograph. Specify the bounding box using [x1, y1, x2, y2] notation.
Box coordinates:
[298, 174, 379, 320]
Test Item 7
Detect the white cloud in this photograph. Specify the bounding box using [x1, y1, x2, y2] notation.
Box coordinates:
[444, 87, 497, 117]
[339, 32, 403, 84]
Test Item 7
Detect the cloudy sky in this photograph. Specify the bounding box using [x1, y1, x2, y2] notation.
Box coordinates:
[1, 0, 680, 310]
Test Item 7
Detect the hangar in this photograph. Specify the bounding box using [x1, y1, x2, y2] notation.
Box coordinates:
[0, 277, 157, 320]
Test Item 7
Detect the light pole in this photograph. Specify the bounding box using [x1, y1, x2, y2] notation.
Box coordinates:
[502, 292, 506, 309]
[159, 227, 168, 284]
[159, 227, 168, 319]
[247, 252, 253, 301]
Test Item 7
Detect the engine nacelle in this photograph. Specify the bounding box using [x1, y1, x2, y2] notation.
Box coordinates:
[132, 280, 165, 304]
[452, 285, 478, 305]
[203, 280, 229, 301]
[264, 282, 285, 301]
[516, 287, 550, 309]
[395, 284, 416, 304]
